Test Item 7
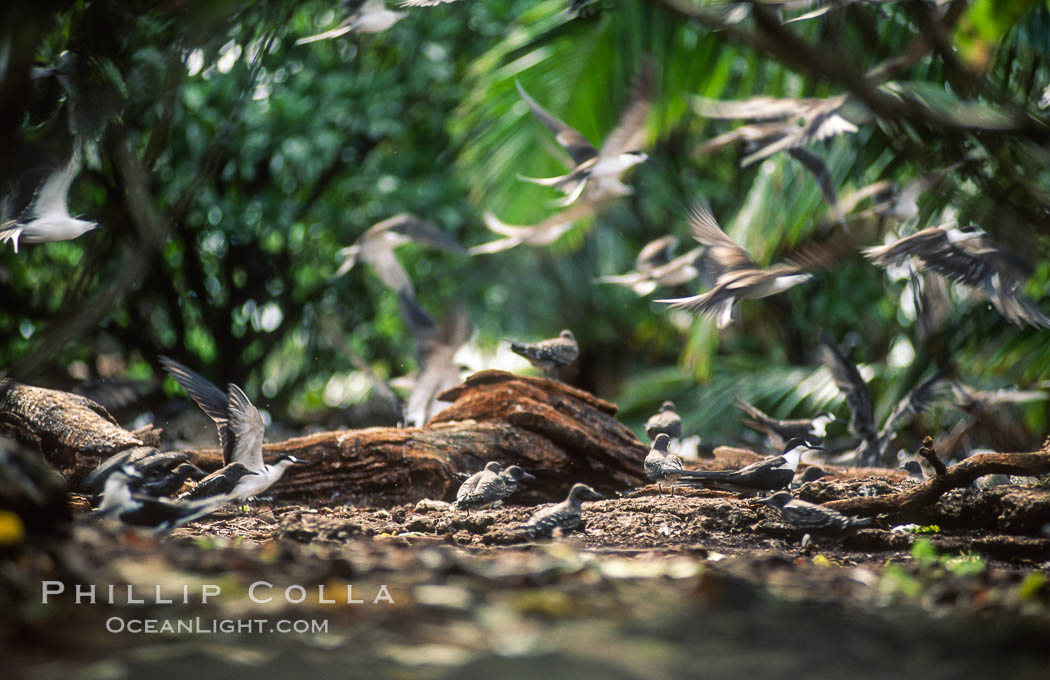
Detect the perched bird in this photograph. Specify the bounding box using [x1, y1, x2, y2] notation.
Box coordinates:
[499, 465, 536, 496]
[398, 293, 472, 427]
[94, 468, 233, 532]
[645, 401, 683, 441]
[677, 437, 823, 492]
[514, 70, 651, 207]
[295, 0, 404, 43]
[597, 236, 704, 296]
[519, 483, 604, 538]
[335, 214, 465, 297]
[733, 397, 835, 450]
[656, 203, 818, 329]
[453, 461, 506, 510]
[159, 357, 305, 501]
[759, 491, 872, 531]
[1, 151, 99, 253]
[863, 224, 1050, 328]
[469, 200, 597, 255]
[644, 433, 684, 495]
[900, 460, 927, 483]
[819, 333, 943, 466]
[510, 330, 579, 379]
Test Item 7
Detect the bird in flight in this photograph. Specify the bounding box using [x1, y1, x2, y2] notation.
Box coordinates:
[656, 202, 819, 329]
[597, 236, 704, 297]
[336, 213, 465, 297]
[510, 329, 579, 380]
[514, 66, 651, 207]
[862, 224, 1050, 329]
[733, 397, 835, 450]
[1, 151, 99, 253]
[295, 0, 404, 43]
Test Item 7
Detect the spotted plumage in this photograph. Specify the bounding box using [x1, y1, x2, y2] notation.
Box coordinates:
[510, 329, 579, 378]
[520, 483, 604, 538]
[760, 491, 872, 531]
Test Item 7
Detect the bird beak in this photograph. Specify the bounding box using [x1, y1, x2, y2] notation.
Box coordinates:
[589, 490, 605, 500]
[522, 471, 536, 480]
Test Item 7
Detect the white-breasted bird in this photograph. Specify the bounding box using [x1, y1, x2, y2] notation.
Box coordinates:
[597, 236, 704, 296]
[295, 0, 404, 43]
[863, 224, 1050, 328]
[335, 214, 465, 296]
[644, 433, 684, 495]
[509, 329, 579, 379]
[733, 397, 835, 450]
[656, 202, 818, 329]
[94, 468, 233, 532]
[159, 356, 306, 501]
[514, 71, 650, 207]
[676, 437, 824, 492]
[469, 200, 598, 255]
[1, 151, 99, 253]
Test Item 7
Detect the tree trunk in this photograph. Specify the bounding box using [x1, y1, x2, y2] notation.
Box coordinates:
[0, 371, 647, 506]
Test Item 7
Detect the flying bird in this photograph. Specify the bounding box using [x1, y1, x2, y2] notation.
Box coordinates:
[656, 202, 818, 329]
[862, 224, 1050, 328]
[509, 329, 579, 379]
[819, 334, 943, 466]
[518, 483, 604, 538]
[94, 468, 233, 533]
[398, 293, 472, 427]
[469, 197, 598, 255]
[597, 236, 704, 296]
[1, 151, 99, 253]
[676, 437, 824, 492]
[336, 214, 465, 297]
[81, 449, 204, 496]
[295, 0, 404, 43]
[733, 397, 835, 450]
[759, 491, 872, 532]
[645, 401, 683, 441]
[514, 68, 651, 206]
[159, 356, 305, 501]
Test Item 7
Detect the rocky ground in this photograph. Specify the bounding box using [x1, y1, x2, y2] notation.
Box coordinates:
[6, 476, 1050, 680]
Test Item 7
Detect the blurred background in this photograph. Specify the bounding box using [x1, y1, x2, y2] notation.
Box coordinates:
[1, 0, 1049, 455]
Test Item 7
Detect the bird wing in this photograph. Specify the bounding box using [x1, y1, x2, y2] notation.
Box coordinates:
[686, 202, 755, 274]
[878, 372, 943, 441]
[595, 63, 652, 160]
[635, 235, 678, 272]
[373, 213, 466, 254]
[785, 147, 844, 226]
[692, 94, 821, 121]
[159, 356, 233, 458]
[225, 384, 265, 472]
[819, 334, 875, 441]
[367, 245, 414, 295]
[28, 153, 81, 220]
[515, 80, 597, 166]
[399, 0, 459, 6]
[295, 20, 354, 45]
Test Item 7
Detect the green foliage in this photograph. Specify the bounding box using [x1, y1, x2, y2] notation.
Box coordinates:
[0, 0, 1048, 447]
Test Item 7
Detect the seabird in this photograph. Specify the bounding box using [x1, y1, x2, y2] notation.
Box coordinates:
[759, 491, 872, 531]
[1, 151, 99, 253]
[94, 468, 233, 532]
[644, 433, 684, 495]
[862, 224, 1050, 328]
[159, 356, 306, 501]
[81, 449, 204, 496]
[676, 437, 823, 492]
[514, 70, 650, 207]
[597, 236, 704, 296]
[899, 460, 927, 483]
[733, 397, 835, 449]
[499, 465, 535, 495]
[656, 202, 818, 329]
[509, 329, 579, 379]
[645, 401, 683, 441]
[398, 293, 472, 427]
[295, 0, 404, 43]
[791, 465, 829, 489]
[335, 214, 465, 297]
[819, 333, 943, 466]
[519, 483, 604, 538]
[469, 200, 597, 255]
[453, 461, 506, 510]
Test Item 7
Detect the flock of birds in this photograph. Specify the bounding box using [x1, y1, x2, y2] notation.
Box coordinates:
[4, 2, 1048, 539]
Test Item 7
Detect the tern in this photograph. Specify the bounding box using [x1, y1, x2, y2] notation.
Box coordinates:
[1, 151, 99, 253]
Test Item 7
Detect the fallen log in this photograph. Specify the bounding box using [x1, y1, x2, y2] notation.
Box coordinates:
[823, 444, 1050, 521]
[0, 371, 647, 506]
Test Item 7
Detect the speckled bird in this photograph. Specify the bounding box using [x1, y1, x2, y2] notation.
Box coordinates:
[759, 491, 872, 531]
[521, 483, 604, 538]
[510, 329, 579, 379]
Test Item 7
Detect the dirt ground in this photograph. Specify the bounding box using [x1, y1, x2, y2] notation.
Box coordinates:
[5, 475, 1050, 680]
